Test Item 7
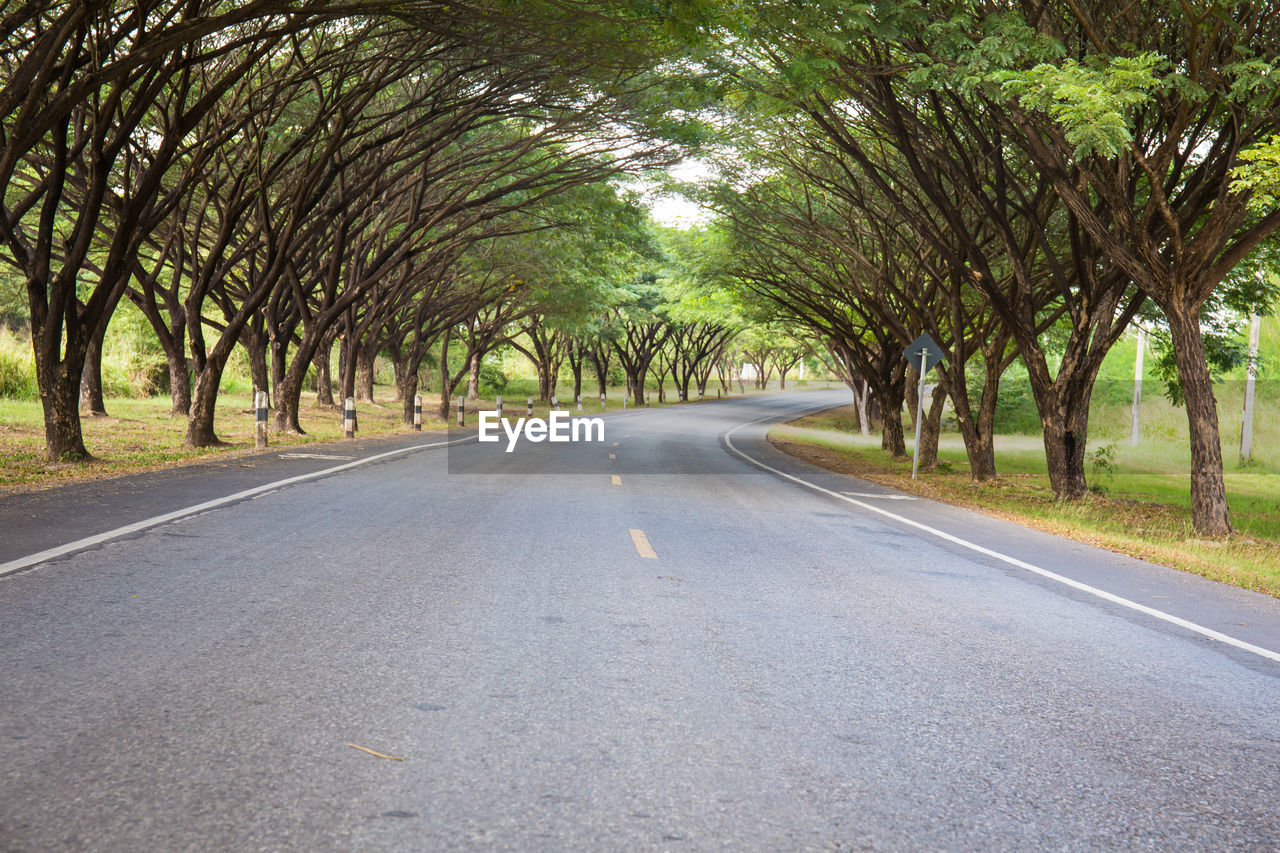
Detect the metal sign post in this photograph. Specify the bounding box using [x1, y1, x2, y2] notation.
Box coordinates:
[913, 348, 928, 480]
[902, 332, 946, 480]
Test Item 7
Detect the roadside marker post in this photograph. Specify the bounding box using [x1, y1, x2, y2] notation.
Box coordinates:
[600, 392, 606, 411]
[254, 390, 269, 448]
[413, 394, 422, 431]
[623, 396, 628, 411]
[645, 393, 650, 407]
[577, 395, 582, 411]
[496, 395, 503, 417]
[527, 396, 533, 417]
[344, 397, 356, 438]
[902, 332, 946, 480]
[551, 395, 559, 410]
[456, 396, 464, 427]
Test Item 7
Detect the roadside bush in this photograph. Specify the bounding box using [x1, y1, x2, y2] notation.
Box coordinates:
[992, 379, 1041, 434]
[101, 337, 167, 397]
[0, 330, 37, 399]
[478, 361, 508, 395]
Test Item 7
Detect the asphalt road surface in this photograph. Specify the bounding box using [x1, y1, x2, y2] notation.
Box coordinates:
[2, 390, 1279, 851]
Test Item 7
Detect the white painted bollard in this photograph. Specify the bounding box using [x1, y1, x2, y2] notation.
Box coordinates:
[527, 396, 533, 416]
[456, 396, 464, 426]
[551, 395, 559, 410]
[496, 395, 503, 417]
[343, 397, 356, 438]
[645, 393, 650, 407]
[623, 396, 628, 410]
[254, 390, 268, 448]
[413, 393, 422, 431]
[600, 392, 606, 411]
[576, 395, 582, 411]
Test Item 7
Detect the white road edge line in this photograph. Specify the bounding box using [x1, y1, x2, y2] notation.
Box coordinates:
[0, 434, 479, 579]
[724, 411, 1280, 665]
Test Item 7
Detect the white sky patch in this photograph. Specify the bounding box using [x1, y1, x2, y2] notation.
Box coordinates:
[634, 157, 717, 229]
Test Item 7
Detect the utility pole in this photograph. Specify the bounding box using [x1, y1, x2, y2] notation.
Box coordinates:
[1241, 312, 1261, 463]
[1130, 325, 1145, 446]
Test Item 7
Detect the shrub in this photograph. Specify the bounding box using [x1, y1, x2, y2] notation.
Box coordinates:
[992, 379, 1042, 434]
[0, 330, 37, 399]
[478, 361, 508, 395]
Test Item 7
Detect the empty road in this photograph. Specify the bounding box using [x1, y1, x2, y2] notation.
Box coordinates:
[2, 390, 1279, 851]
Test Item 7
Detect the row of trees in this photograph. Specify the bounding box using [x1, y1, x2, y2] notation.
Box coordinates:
[1, 1, 710, 456]
[441, 227, 808, 413]
[687, 0, 1280, 535]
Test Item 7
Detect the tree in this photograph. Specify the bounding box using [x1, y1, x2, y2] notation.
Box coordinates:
[989, 1, 1280, 532]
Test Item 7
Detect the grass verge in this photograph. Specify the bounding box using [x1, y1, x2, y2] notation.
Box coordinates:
[770, 406, 1280, 599]
[0, 392, 444, 494]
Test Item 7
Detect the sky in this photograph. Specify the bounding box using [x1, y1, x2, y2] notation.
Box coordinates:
[641, 158, 715, 229]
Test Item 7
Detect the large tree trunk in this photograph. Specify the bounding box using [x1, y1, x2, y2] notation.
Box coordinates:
[1021, 353, 1094, 501]
[38, 355, 91, 461]
[904, 366, 918, 428]
[629, 369, 645, 406]
[79, 325, 109, 417]
[437, 329, 453, 420]
[388, 342, 407, 402]
[241, 326, 270, 409]
[950, 361, 998, 482]
[1166, 304, 1233, 534]
[879, 373, 908, 458]
[166, 352, 192, 418]
[185, 360, 231, 447]
[468, 351, 481, 400]
[1041, 414, 1089, 499]
[400, 368, 419, 426]
[341, 336, 359, 404]
[881, 404, 906, 458]
[590, 348, 609, 396]
[916, 381, 949, 472]
[270, 334, 289, 410]
[274, 325, 329, 435]
[356, 342, 376, 403]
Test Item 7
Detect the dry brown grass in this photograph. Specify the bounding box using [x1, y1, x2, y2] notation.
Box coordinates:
[0, 391, 448, 495]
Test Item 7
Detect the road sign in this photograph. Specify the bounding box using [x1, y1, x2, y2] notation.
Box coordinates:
[903, 332, 946, 374]
[903, 332, 946, 481]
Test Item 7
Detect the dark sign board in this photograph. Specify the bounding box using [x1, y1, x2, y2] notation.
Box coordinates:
[902, 332, 946, 374]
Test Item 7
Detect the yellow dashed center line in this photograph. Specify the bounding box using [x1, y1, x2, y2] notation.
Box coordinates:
[628, 528, 657, 559]
[611, 475, 622, 486]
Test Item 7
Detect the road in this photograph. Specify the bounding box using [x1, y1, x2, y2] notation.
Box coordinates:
[2, 390, 1279, 851]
